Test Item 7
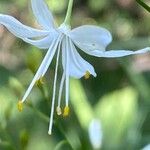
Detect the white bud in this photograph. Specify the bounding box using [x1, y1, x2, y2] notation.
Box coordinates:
[142, 144, 150, 150]
[88, 119, 103, 149]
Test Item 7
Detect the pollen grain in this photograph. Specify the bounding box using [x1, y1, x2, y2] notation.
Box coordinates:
[84, 71, 91, 79]
[36, 77, 44, 86]
[63, 106, 70, 117]
[56, 106, 62, 116]
[17, 101, 23, 112]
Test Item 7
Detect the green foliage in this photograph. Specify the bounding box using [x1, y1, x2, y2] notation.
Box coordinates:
[136, 0, 150, 12]
[0, 0, 150, 150]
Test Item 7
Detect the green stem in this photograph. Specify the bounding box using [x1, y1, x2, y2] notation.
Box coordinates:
[136, 0, 150, 12]
[64, 0, 74, 25]
[54, 140, 68, 150]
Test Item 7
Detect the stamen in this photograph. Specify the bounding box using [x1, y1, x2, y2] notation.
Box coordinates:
[17, 101, 23, 112]
[57, 73, 65, 109]
[56, 106, 62, 115]
[48, 39, 61, 135]
[63, 106, 70, 117]
[35, 77, 44, 86]
[21, 38, 59, 103]
[84, 71, 91, 79]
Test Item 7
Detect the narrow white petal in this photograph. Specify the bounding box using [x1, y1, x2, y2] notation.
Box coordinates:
[23, 31, 59, 49]
[62, 38, 96, 79]
[69, 25, 112, 53]
[21, 35, 61, 102]
[31, 0, 55, 30]
[87, 47, 150, 58]
[0, 14, 49, 38]
[48, 40, 61, 135]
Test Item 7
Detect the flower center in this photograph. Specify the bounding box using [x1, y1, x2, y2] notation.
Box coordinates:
[58, 23, 71, 35]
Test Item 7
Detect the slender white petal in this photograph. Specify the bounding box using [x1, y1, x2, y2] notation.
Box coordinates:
[85, 47, 150, 58]
[21, 35, 61, 102]
[0, 14, 49, 38]
[23, 31, 59, 49]
[31, 0, 55, 30]
[48, 40, 61, 135]
[62, 38, 96, 78]
[69, 25, 112, 53]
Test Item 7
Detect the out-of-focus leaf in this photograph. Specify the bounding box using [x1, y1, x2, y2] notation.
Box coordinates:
[9, 77, 24, 97]
[25, 48, 43, 74]
[95, 87, 138, 149]
[88, 0, 109, 12]
[0, 87, 16, 128]
[119, 58, 150, 103]
[70, 79, 94, 129]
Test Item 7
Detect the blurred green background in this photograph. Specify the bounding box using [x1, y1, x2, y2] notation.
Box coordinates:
[0, 0, 150, 150]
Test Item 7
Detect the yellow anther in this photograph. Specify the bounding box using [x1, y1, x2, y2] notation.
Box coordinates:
[39, 77, 44, 84]
[63, 106, 70, 117]
[36, 77, 44, 86]
[17, 101, 23, 112]
[56, 107, 62, 116]
[84, 71, 91, 79]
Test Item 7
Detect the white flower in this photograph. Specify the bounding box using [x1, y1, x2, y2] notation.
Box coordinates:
[0, 0, 149, 134]
[142, 144, 150, 150]
[88, 119, 103, 149]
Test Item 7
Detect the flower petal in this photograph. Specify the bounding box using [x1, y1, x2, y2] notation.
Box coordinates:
[69, 25, 112, 53]
[85, 47, 150, 58]
[23, 31, 59, 49]
[31, 0, 55, 30]
[21, 35, 61, 102]
[0, 14, 49, 38]
[62, 37, 97, 79]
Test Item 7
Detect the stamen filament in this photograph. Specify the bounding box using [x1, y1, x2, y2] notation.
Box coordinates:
[42, 36, 62, 76]
[48, 41, 61, 135]
[65, 38, 70, 107]
[57, 73, 65, 114]
[84, 71, 91, 79]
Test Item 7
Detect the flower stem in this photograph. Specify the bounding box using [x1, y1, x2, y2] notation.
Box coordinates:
[64, 0, 74, 26]
[136, 0, 150, 12]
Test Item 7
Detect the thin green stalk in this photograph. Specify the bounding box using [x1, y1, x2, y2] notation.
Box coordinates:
[54, 140, 68, 150]
[64, 0, 74, 25]
[27, 103, 49, 123]
[136, 0, 150, 12]
[26, 104, 74, 149]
